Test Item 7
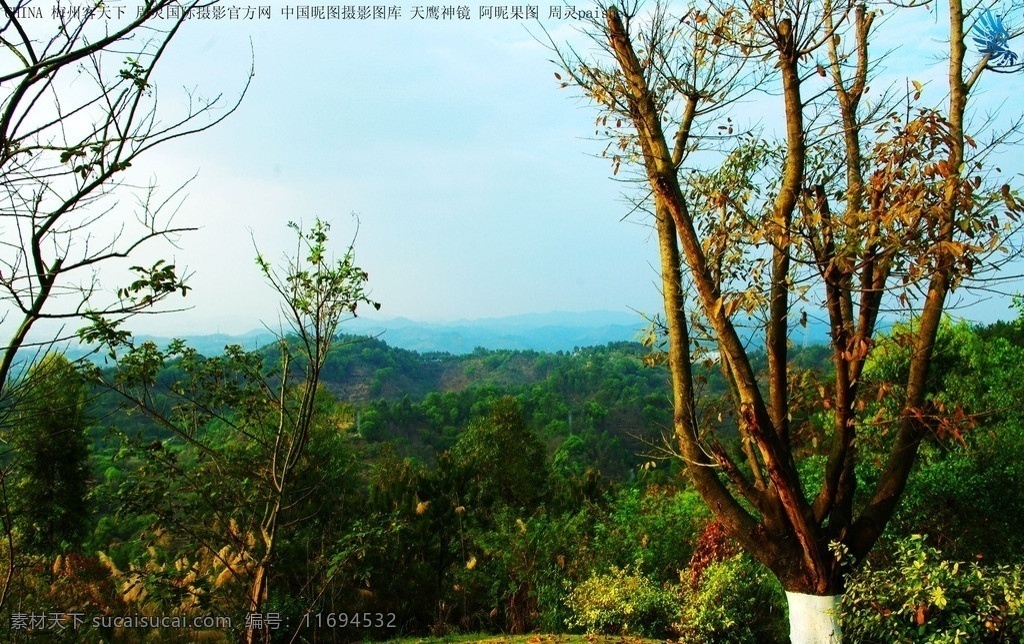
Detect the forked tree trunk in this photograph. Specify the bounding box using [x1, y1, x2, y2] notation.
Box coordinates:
[786, 592, 842, 644]
[589, 5, 981, 644]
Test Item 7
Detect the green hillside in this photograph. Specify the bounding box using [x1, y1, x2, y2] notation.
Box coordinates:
[8, 321, 1024, 642]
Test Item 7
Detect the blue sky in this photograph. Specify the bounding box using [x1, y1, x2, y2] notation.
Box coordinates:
[116, 10, 669, 335]
[16, 4, 1024, 337]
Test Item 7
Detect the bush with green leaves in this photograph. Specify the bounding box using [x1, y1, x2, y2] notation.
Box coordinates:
[890, 423, 1024, 563]
[565, 565, 680, 637]
[470, 506, 599, 634]
[842, 535, 1024, 643]
[10, 353, 92, 555]
[590, 484, 709, 583]
[674, 552, 787, 643]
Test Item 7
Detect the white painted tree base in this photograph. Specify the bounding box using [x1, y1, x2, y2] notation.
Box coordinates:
[786, 592, 843, 644]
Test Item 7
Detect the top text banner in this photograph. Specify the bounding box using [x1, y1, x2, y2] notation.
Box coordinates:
[14, 3, 604, 22]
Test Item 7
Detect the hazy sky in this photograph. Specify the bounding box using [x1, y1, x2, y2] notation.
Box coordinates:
[15, 4, 1024, 337]
[116, 9, 666, 335]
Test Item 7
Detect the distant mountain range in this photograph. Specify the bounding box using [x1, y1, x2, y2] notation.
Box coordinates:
[340, 310, 650, 354]
[65, 309, 843, 358]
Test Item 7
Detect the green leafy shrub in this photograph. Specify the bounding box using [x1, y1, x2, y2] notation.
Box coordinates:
[674, 552, 786, 643]
[473, 507, 599, 634]
[889, 422, 1024, 563]
[565, 565, 680, 637]
[590, 484, 709, 583]
[842, 535, 1024, 642]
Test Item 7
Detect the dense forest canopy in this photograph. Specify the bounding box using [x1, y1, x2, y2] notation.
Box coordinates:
[2, 311, 1024, 641]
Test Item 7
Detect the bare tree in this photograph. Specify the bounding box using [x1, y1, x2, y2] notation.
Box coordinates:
[552, 1, 1023, 641]
[0, 0, 249, 611]
[0, 0, 251, 392]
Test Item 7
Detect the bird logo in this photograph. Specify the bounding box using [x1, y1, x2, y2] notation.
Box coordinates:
[972, 9, 1020, 69]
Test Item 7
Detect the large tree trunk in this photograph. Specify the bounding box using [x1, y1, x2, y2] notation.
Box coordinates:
[584, 4, 988, 644]
[786, 592, 842, 644]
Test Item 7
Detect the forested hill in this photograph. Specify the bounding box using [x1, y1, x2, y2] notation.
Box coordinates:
[92, 332, 832, 477]
[318, 335, 671, 402]
[87, 335, 686, 476]
[33, 317, 1024, 642]
[321, 337, 682, 474]
[88, 311, 1015, 478]
[88, 317, 1019, 478]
